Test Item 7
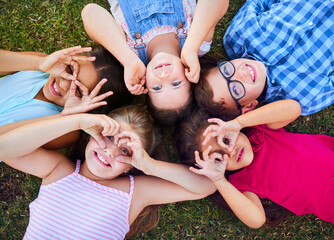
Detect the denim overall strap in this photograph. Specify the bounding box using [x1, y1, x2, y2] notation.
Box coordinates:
[118, 0, 187, 65]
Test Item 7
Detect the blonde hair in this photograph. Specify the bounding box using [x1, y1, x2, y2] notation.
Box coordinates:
[108, 105, 160, 238]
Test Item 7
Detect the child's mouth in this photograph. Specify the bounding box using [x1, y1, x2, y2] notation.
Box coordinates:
[236, 148, 245, 162]
[155, 63, 170, 69]
[94, 151, 111, 167]
[246, 64, 256, 83]
[50, 80, 62, 97]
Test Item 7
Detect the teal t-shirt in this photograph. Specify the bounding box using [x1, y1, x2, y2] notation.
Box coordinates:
[0, 71, 63, 127]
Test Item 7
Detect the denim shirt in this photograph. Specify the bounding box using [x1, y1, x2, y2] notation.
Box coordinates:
[118, 0, 186, 65]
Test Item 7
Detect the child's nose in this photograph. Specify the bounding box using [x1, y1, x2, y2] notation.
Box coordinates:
[104, 144, 118, 158]
[157, 71, 170, 79]
[234, 65, 247, 82]
[59, 79, 71, 92]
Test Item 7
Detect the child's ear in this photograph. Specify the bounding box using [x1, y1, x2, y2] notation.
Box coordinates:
[241, 100, 258, 114]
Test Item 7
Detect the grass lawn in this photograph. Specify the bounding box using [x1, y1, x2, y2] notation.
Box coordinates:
[1, 0, 333, 239]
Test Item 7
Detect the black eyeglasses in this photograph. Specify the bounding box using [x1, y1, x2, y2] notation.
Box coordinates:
[217, 61, 246, 109]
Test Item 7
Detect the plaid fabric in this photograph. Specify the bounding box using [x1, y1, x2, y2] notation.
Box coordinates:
[223, 0, 334, 115]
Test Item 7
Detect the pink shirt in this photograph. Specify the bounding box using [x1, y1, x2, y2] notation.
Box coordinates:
[24, 160, 134, 240]
[229, 125, 334, 223]
[108, 0, 211, 57]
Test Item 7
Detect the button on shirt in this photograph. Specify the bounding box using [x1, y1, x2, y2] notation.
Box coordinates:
[223, 0, 334, 115]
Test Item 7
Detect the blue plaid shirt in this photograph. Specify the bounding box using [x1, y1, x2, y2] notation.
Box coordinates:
[224, 0, 334, 115]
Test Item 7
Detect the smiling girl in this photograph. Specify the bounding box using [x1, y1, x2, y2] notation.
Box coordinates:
[81, 0, 228, 125]
[177, 100, 334, 227]
[0, 45, 131, 149]
[0, 105, 216, 239]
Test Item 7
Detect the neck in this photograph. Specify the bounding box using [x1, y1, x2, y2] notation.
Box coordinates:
[34, 87, 51, 103]
[147, 33, 180, 60]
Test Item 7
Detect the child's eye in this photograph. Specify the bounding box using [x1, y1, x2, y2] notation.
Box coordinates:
[106, 136, 114, 141]
[66, 65, 73, 75]
[172, 81, 181, 87]
[152, 86, 161, 91]
[223, 138, 230, 145]
[121, 148, 130, 156]
[232, 85, 240, 97]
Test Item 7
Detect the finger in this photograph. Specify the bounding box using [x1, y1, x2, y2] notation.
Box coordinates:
[68, 80, 77, 97]
[208, 118, 224, 125]
[189, 167, 203, 175]
[68, 60, 79, 79]
[202, 145, 212, 160]
[91, 91, 113, 103]
[115, 156, 132, 164]
[117, 138, 130, 147]
[119, 131, 140, 143]
[92, 133, 106, 149]
[72, 55, 96, 62]
[194, 151, 204, 165]
[210, 152, 223, 161]
[59, 46, 82, 55]
[202, 132, 217, 146]
[65, 46, 92, 56]
[107, 118, 120, 137]
[129, 84, 143, 95]
[89, 78, 107, 97]
[81, 102, 107, 112]
[75, 80, 89, 96]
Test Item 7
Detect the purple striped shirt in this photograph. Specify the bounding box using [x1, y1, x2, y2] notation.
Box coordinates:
[24, 160, 134, 240]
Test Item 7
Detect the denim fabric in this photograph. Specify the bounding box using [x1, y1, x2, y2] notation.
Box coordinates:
[118, 0, 186, 64]
[118, 0, 186, 39]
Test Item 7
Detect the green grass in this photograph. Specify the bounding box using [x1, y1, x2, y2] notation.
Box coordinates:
[1, 0, 333, 239]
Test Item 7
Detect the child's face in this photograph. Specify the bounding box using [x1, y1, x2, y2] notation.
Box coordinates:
[146, 52, 191, 110]
[84, 121, 134, 180]
[43, 61, 98, 106]
[200, 131, 254, 171]
[206, 59, 266, 109]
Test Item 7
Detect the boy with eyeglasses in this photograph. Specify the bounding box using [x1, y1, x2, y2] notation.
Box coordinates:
[194, 0, 334, 116]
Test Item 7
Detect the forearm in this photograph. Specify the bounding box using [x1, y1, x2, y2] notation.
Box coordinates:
[81, 4, 138, 66]
[214, 179, 265, 228]
[184, 0, 228, 51]
[0, 114, 81, 159]
[236, 100, 301, 129]
[146, 159, 216, 195]
[0, 50, 46, 74]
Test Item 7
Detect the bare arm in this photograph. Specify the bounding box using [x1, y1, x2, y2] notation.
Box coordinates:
[0, 50, 46, 74]
[81, 4, 147, 95]
[0, 113, 120, 177]
[190, 149, 265, 228]
[185, 0, 229, 50]
[214, 179, 265, 228]
[236, 100, 301, 130]
[0, 47, 95, 79]
[0, 114, 80, 150]
[181, 0, 229, 82]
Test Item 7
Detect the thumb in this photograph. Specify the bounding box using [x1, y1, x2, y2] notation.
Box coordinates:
[115, 156, 132, 165]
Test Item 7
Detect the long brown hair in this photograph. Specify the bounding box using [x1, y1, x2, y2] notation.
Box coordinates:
[67, 105, 161, 237]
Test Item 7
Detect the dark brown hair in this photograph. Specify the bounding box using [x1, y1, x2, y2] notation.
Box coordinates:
[84, 44, 133, 115]
[195, 55, 241, 119]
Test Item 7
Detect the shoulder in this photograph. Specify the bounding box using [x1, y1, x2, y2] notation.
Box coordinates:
[42, 154, 76, 185]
